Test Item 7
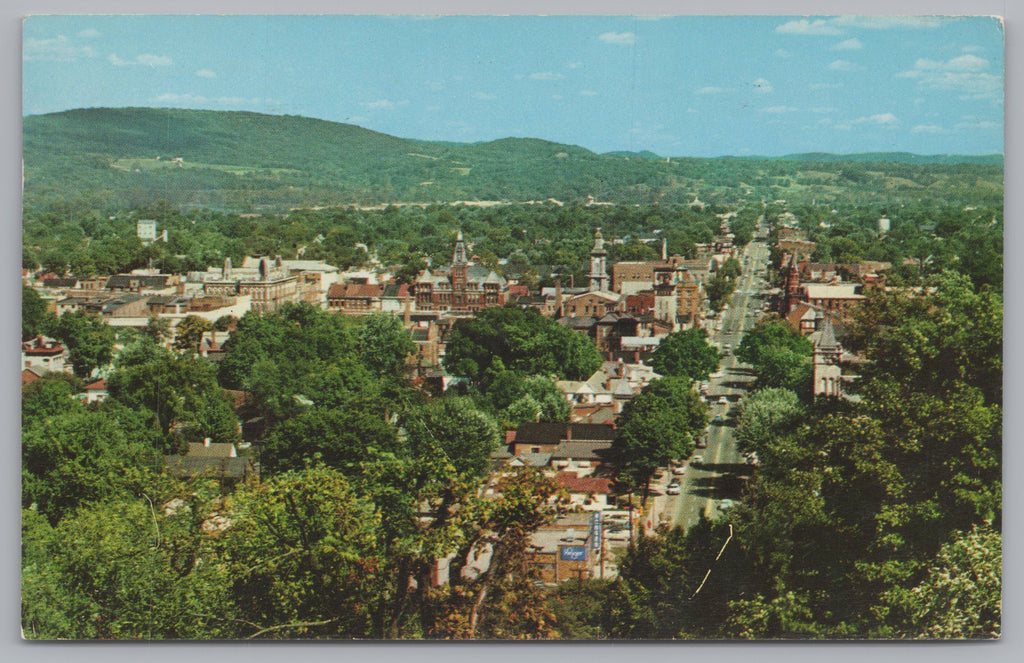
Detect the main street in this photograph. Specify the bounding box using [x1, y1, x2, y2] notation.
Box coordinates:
[654, 234, 771, 532]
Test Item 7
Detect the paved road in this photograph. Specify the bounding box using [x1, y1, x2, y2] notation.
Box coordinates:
[657, 234, 772, 531]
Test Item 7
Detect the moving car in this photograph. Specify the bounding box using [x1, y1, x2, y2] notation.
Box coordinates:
[717, 499, 736, 511]
[672, 464, 687, 476]
[666, 481, 681, 496]
[718, 396, 729, 405]
[691, 455, 704, 467]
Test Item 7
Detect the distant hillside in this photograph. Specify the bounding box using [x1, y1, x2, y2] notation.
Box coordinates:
[22, 107, 1004, 211]
[778, 152, 1003, 166]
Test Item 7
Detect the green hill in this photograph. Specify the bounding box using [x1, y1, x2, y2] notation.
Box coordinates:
[22, 107, 1004, 211]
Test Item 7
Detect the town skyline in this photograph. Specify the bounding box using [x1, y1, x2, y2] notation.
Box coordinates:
[24, 14, 1003, 158]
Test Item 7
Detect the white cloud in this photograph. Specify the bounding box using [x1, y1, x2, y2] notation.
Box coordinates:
[77, 28, 100, 38]
[24, 35, 96, 61]
[696, 86, 725, 95]
[151, 93, 267, 108]
[109, 52, 173, 67]
[195, 69, 217, 78]
[946, 54, 989, 72]
[752, 78, 773, 93]
[829, 60, 856, 71]
[962, 45, 983, 53]
[362, 99, 407, 110]
[580, 90, 597, 97]
[137, 54, 173, 67]
[152, 93, 207, 104]
[215, 96, 262, 106]
[777, 16, 943, 38]
[832, 16, 943, 30]
[761, 105, 797, 113]
[775, 49, 791, 58]
[810, 82, 843, 90]
[775, 19, 842, 36]
[529, 71, 564, 81]
[810, 107, 836, 114]
[473, 92, 497, 101]
[898, 54, 1001, 101]
[552, 94, 564, 100]
[567, 61, 583, 69]
[832, 38, 863, 50]
[853, 113, 899, 126]
[955, 119, 1000, 130]
[834, 124, 852, 131]
[425, 106, 441, 113]
[911, 124, 948, 134]
[598, 31, 635, 46]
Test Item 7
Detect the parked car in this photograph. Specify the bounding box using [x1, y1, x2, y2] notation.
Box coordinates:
[717, 499, 736, 511]
[691, 455, 704, 466]
[666, 480, 681, 495]
[672, 464, 687, 476]
[718, 396, 729, 405]
[712, 414, 724, 424]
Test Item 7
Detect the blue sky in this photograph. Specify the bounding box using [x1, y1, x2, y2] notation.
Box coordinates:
[23, 15, 1004, 157]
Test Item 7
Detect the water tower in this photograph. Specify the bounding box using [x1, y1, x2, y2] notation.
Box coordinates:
[878, 212, 891, 235]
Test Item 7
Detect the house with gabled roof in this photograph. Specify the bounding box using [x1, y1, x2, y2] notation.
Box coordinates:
[507, 422, 615, 456]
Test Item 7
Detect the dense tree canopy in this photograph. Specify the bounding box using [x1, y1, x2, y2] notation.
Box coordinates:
[612, 376, 708, 498]
[443, 306, 602, 386]
[649, 327, 721, 382]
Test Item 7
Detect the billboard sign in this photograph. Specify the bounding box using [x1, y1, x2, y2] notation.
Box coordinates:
[560, 546, 587, 562]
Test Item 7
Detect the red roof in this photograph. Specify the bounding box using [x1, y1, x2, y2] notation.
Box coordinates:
[328, 282, 384, 299]
[22, 335, 64, 355]
[554, 471, 613, 494]
[84, 379, 107, 391]
[21, 369, 42, 385]
[507, 284, 530, 297]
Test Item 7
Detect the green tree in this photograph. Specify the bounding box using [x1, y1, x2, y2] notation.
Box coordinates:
[261, 406, 402, 476]
[444, 306, 602, 385]
[22, 409, 161, 524]
[705, 275, 736, 312]
[144, 316, 172, 343]
[22, 486, 231, 639]
[736, 318, 813, 394]
[22, 285, 55, 341]
[217, 466, 380, 638]
[612, 376, 707, 500]
[53, 311, 116, 378]
[174, 315, 213, 354]
[358, 313, 416, 377]
[107, 341, 241, 447]
[733, 387, 804, 455]
[649, 327, 721, 382]
[884, 526, 1001, 639]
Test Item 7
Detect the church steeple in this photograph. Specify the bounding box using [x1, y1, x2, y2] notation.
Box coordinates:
[452, 230, 467, 266]
[589, 228, 609, 292]
[451, 230, 468, 293]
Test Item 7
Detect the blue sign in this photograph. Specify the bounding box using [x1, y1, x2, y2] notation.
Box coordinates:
[590, 512, 602, 551]
[560, 546, 588, 562]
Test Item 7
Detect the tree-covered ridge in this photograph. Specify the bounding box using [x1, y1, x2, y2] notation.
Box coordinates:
[24, 107, 1004, 210]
